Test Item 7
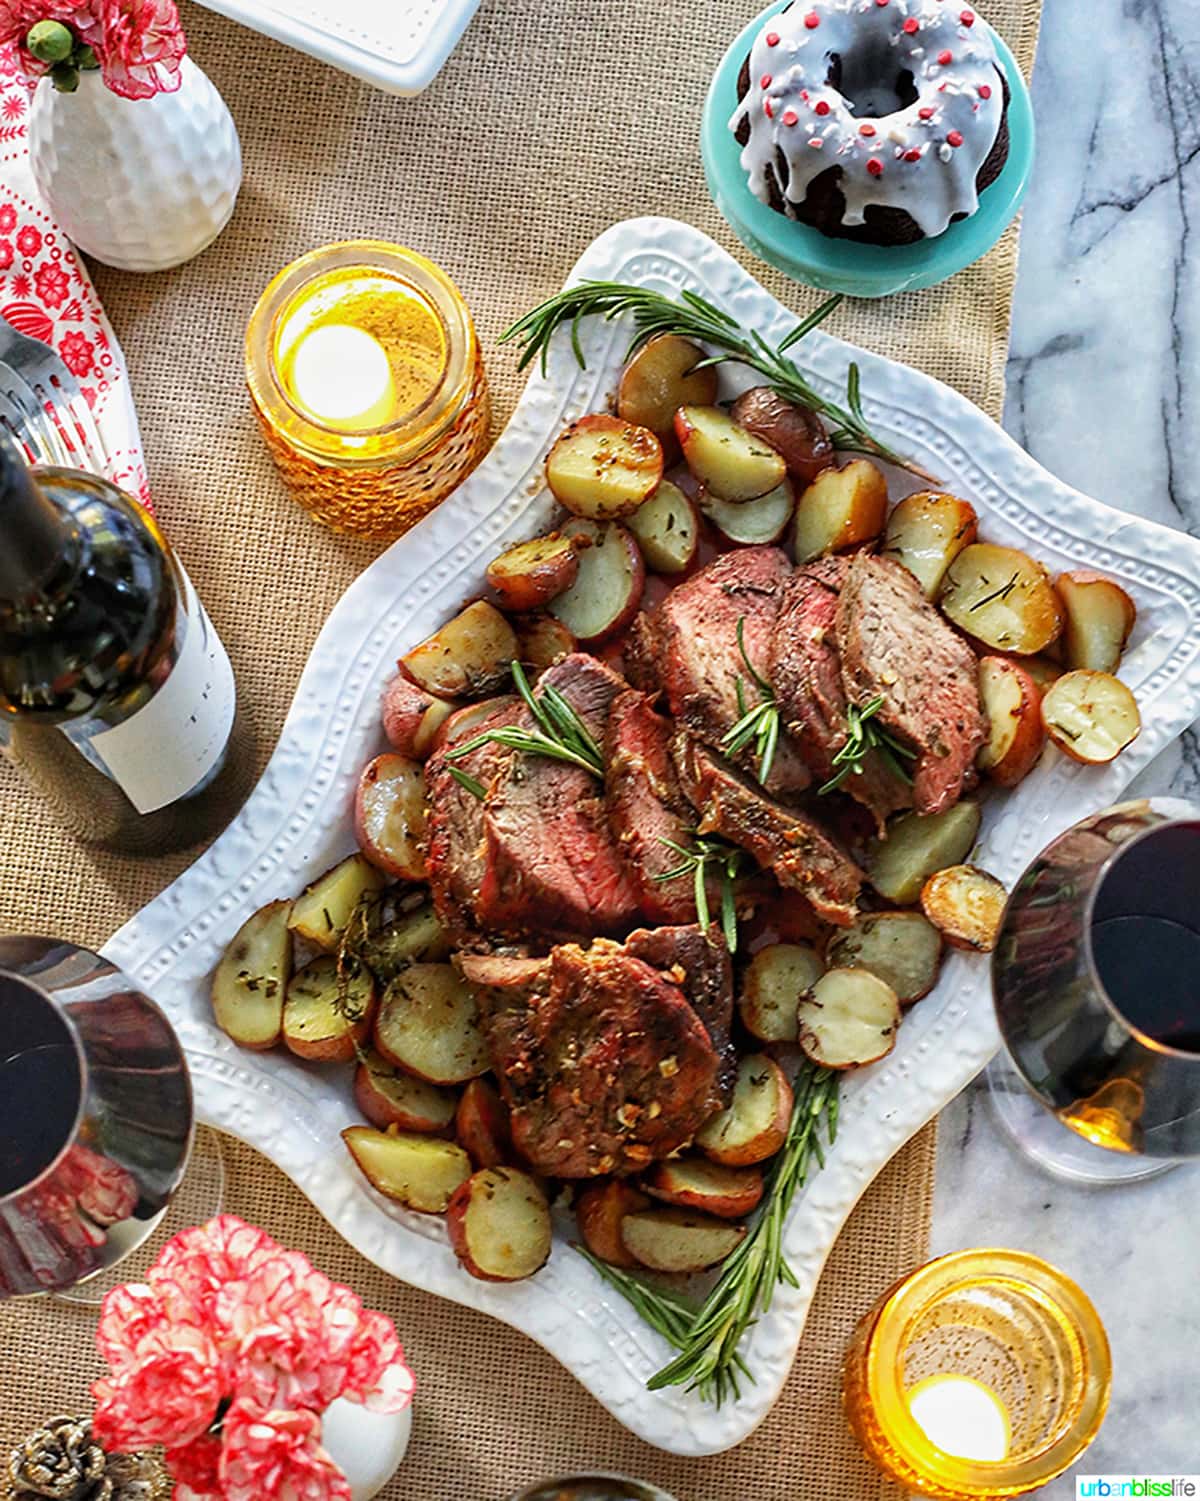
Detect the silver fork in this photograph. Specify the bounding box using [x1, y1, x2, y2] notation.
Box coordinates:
[0, 319, 110, 475]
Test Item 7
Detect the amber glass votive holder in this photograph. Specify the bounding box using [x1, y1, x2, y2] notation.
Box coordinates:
[245, 240, 490, 541]
[843, 1250, 1111, 1500]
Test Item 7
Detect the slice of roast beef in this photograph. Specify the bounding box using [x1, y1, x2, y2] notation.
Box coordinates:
[424, 699, 520, 936]
[623, 924, 735, 1094]
[476, 654, 640, 939]
[770, 558, 911, 830]
[463, 939, 720, 1178]
[837, 553, 984, 816]
[633, 545, 811, 798]
[674, 735, 862, 926]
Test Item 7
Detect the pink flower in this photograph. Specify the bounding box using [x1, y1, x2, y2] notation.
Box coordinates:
[0, 1, 106, 79]
[164, 1433, 222, 1501]
[97, 0, 185, 100]
[57, 328, 94, 375]
[219, 1404, 351, 1501]
[341, 1309, 414, 1413]
[151, 1214, 279, 1328]
[92, 1320, 222, 1449]
[15, 222, 39, 255]
[95, 1281, 170, 1370]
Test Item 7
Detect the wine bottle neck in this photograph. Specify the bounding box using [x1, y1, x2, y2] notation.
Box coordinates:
[0, 458, 82, 610]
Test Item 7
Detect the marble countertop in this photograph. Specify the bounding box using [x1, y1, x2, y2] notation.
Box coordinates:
[931, 0, 1200, 1487]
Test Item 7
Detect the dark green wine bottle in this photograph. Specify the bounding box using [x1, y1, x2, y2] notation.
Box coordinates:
[0, 445, 253, 852]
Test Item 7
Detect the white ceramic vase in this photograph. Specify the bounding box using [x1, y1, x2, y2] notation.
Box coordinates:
[320, 1396, 413, 1501]
[28, 55, 241, 272]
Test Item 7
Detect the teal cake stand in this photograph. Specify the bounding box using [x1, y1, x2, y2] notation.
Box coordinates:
[701, 3, 1036, 298]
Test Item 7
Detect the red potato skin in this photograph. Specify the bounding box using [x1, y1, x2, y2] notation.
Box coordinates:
[552, 521, 647, 646]
[353, 754, 426, 880]
[445, 1171, 552, 1283]
[575, 1179, 651, 1268]
[640, 1162, 764, 1219]
[977, 656, 1047, 789]
[429, 695, 519, 756]
[455, 1078, 513, 1168]
[380, 670, 455, 760]
[730, 387, 835, 487]
[486, 535, 581, 612]
[283, 1000, 374, 1064]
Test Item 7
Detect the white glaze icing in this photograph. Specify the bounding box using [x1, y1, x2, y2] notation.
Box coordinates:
[729, 0, 1005, 238]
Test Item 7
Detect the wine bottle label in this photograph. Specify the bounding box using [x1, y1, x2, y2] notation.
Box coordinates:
[65, 569, 237, 814]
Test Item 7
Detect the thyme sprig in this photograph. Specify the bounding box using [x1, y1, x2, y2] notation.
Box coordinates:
[655, 832, 744, 952]
[818, 694, 917, 796]
[446, 660, 603, 786]
[575, 1063, 839, 1404]
[721, 617, 781, 788]
[500, 281, 937, 481]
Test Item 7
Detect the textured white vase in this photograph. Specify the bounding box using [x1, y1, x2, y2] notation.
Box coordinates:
[320, 1396, 413, 1501]
[28, 56, 241, 272]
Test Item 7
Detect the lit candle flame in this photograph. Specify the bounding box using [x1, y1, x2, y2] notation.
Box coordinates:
[907, 1373, 1011, 1462]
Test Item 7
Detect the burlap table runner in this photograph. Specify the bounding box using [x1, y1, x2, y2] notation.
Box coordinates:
[0, 1, 1039, 1494]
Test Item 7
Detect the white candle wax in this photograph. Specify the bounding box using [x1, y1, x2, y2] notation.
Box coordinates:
[288, 323, 394, 430]
[907, 1372, 1011, 1462]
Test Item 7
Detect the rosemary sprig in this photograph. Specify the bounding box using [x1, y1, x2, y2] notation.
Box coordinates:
[655, 833, 744, 952]
[645, 1063, 839, 1403]
[968, 570, 1020, 612]
[721, 617, 781, 787]
[446, 660, 603, 781]
[574, 1246, 699, 1351]
[818, 694, 916, 796]
[500, 281, 936, 481]
[448, 766, 487, 800]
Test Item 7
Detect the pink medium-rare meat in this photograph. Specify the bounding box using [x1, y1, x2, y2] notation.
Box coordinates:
[770, 558, 911, 830]
[632, 546, 811, 798]
[674, 735, 862, 926]
[836, 553, 985, 815]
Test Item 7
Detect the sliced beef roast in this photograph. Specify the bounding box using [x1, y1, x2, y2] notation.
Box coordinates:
[837, 554, 984, 816]
[674, 735, 862, 926]
[476, 654, 640, 940]
[460, 939, 721, 1177]
[770, 558, 911, 831]
[623, 924, 735, 1093]
[632, 546, 811, 798]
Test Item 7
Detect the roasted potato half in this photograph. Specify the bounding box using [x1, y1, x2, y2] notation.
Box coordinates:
[513, 613, 577, 673]
[738, 942, 824, 1043]
[797, 967, 901, 1070]
[455, 1077, 513, 1169]
[700, 478, 795, 547]
[793, 459, 889, 563]
[1056, 571, 1137, 673]
[548, 519, 645, 645]
[675, 405, 787, 502]
[431, 694, 519, 755]
[920, 864, 1007, 952]
[546, 413, 664, 519]
[211, 899, 292, 1051]
[380, 672, 456, 761]
[354, 1048, 458, 1134]
[289, 853, 387, 952]
[486, 533, 581, 612]
[621, 1208, 747, 1274]
[825, 911, 942, 1005]
[640, 1156, 764, 1220]
[882, 489, 979, 599]
[730, 386, 834, 487]
[282, 955, 375, 1062]
[939, 544, 1066, 655]
[976, 656, 1046, 789]
[402, 600, 519, 700]
[1041, 670, 1140, 764]
[866, 802, 982, 906]
[696, 1053, 793, 1167]
[627, 480, 700, 575]
[447, 1167, 552, 1282]
[373, 963, 490, 1086]
[354, 753, 427, 880]
[617, 334, 719, 454]
[575, 1178, 651, 1268]
[342, 1126, 471, 1214]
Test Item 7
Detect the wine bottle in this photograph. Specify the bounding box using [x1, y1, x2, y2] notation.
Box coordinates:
[0, 445, 253, 852]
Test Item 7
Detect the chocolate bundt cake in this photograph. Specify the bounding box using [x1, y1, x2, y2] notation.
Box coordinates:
[730, 0, 1011, 246]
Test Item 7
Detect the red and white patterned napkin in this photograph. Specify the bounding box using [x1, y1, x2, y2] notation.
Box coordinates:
[0, 45, 149, 503]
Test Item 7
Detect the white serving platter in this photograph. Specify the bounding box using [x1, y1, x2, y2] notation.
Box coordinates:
[102, 217, 1200, 1455]
[195, 0, 481, 95]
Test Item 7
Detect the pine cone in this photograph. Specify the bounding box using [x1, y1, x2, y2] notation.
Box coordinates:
[5, 1418, 169, 1501]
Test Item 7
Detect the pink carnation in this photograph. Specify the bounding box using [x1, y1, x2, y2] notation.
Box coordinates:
[0, 0, 105, 79]
[97, 0, 185, 99]
[165, 1433, 222, 1501]
[219, 1404, 351, 1501]
[92, 1321, 222, 1449]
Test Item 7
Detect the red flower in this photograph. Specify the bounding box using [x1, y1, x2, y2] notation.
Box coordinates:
[92, 1321, 223, 1449]
[0, 1, 106, 80]
[15, 222, 39, 255]
[97, 0, 185, 100]
[219, 1404, 351, 1501]
[0, 204, 15, 232]
[164, 1433, 222, 1501]
[34, 259, 69, 307]
[0, 240, 12, 270]
[57, 328, 94, 375]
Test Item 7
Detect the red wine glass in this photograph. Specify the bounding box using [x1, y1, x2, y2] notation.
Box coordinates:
[988, 797, 1200, 1183]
